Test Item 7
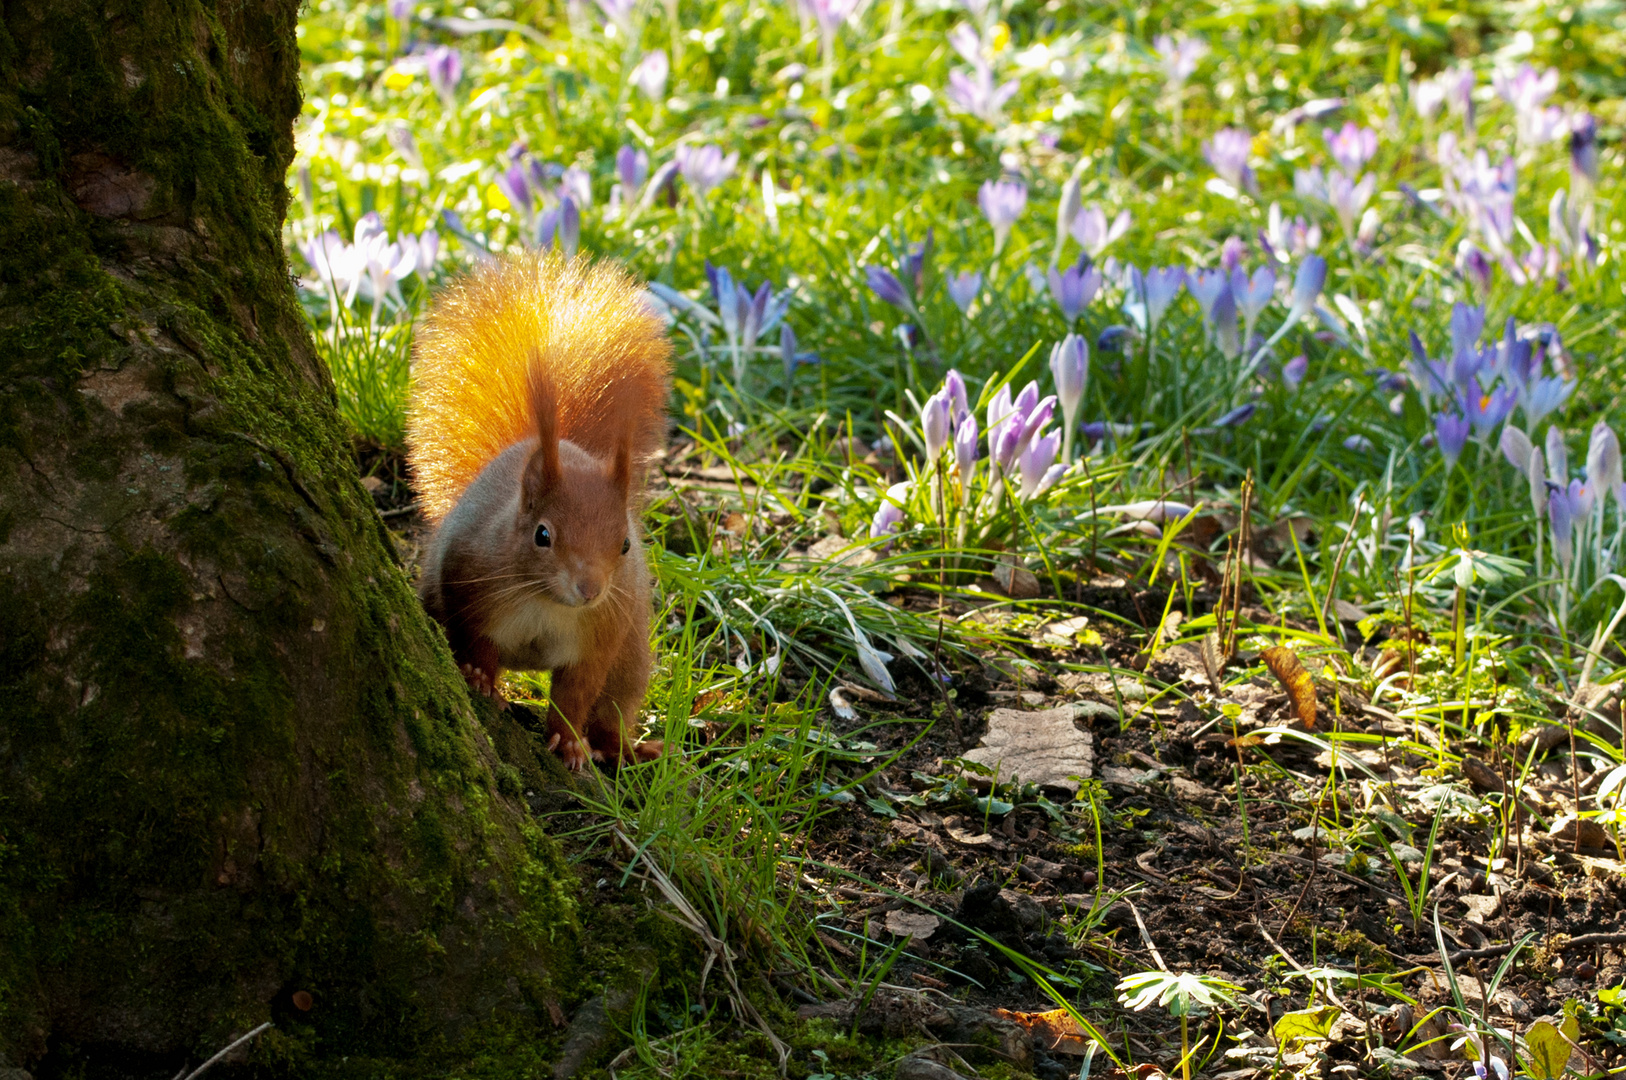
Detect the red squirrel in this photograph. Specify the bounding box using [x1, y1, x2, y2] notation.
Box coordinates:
[406, 253, 672, 769]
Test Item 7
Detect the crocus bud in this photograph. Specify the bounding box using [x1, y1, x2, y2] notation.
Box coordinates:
[943, 369, 969, 425]
[864, 265, 912, 310]
[1527, 447, 1547, 518]
[1588, 422, 1622, 506]
[781, 324, 798, 385]
[617, 145, 650, 192]
[954, 413, 979, 498]
[921, 389, 953, 462]
[1435, 412, 1471, 468]
[947, 272, 981, 315]
[558, 195, 580, 258]
[1018, 429, 1060, 499]
[1282, 354, 1308, 391]
[1049, 334, 1088, 440]
[1499, 425, 1533, 472]
[1546, 426, 1569, 486]
[1056, 175, 1082, 251]
[1289, 255, 1327, 321]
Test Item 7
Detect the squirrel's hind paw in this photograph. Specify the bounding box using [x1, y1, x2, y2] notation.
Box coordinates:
[632, 738, 664, 762]
[458, 663, 508, 708]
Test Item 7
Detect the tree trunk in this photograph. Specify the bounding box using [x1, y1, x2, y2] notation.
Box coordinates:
[0, 0, 575, 1069]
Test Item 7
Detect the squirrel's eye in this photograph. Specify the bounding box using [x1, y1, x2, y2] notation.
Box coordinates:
[534, 524, 552, 548]
[621, 536, 631, 556]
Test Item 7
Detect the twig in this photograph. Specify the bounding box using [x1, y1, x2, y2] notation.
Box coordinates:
[1434, 931, 1626, 966]
[1126, 900, 1169, 972]
[177, 1022, 273, 1080]
[1319, 495, 1365, 634]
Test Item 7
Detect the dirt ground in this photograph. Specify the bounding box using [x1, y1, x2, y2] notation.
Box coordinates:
[366, 452, 1626, 1080]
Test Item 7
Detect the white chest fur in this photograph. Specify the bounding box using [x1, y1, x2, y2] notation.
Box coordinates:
[486, 596, 586, 671]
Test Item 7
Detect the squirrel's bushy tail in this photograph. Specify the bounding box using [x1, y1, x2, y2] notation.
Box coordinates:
[407, 252, 673, 523]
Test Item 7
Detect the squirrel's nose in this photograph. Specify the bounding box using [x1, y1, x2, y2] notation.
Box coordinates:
[576, 578, 603, 604]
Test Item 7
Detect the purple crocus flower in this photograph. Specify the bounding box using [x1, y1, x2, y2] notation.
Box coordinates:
[389, 0, 413, 23]
[1071, 206, 1131, 257]
[1215, 403, 1256, 427]
[1018, 428, 1063, 499]
[978, 179, 1027, 252]
[1492, 63, 1561, 146]
[1435, 412, 1472, 467]
[1457, 242, 1495, 294]
[946, 271, 981, 315]
[1220, 236, 1247, 273]
[1261, 203, 1322, 263]
[869, 483, 908, 546]
[426, 46, 463, 106]
[954, 413, 979, 497]
[1047, 259, 1101, 322]
[1570, 113, 1599, 187]
[942, 369, 969, 425]
[675, 144, 739, 199]
[865, 265, 912, 311]
[1523, 376, 1571, 428]
[1152, 33, 1209, 87]
[497, 162, 533, 225]
[946, 65, 1020, 124]
[1324, 122, 1378, 177]
[1203, 128, 1255, 193]
[1049, 334, 1088, 459]
[1549, 479, 1584, 570]
[1326, 171, 1376, 238]
[617, 145, 650, 193]
[1588, 422, 1623, 507]
[921, 389, 954, 462]
[1143, 266, 1185, 327]
[1210, 285, 1240, 358]
[561, 165, 593, 209]
[1282, 354, 1308, 391]
[1186, 268, 1229, 326]
[1231, 265, 1276, 341]
[1464, 382, 1517, 436]
[630, 49, 670, 101]
[1287, 255, 1327, 322]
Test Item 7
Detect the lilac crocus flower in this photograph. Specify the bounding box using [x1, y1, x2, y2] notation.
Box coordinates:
[1500, 425, 1534, 471]
[1327, 171, 1375, 238]
[947, 65, 1020, 124]
[1143, 266, 1185, 328]
[1215, 403, 1256, 428]
[1049, 333, 1088, 460]
[1287, 255, 1327, 323]
[1324, 122, 1378, 177]
[675, 144, 739, 200]
[561, 165, 593, 209]
[1523, 376, 1571, 428]
[1550, 479, 1584, 570]
[921, 389, 953, 462]
[1152, 33, 1208, 87]
[594, 0, 637, 33]
[869, 483, 909, 545]
[630, 49, 670, 101]
[1231, 265, 1276, 342]
[1493, 63, 1560, 146]
[1070, 206, 1131, 257]
[1464, 382, 1516, 437]
[946, 271, 981, 315]
[865, 265, 912, 311]
[943, 369, 969, 425]
[426, 46, 463, 106]
[1210, 283, 1240, 359]
[1261, 203, 1322, 263]
[1186, 268, 1229, 327]
[1047, 259, 1101, 322]
[1435, 413, 1472, 467]
[1220, 236, 1247, 273]
[388, 124, 422, 169]
[557, 195, 580, 258]
[1588, 422, 1623, 506]
[1416, 67, 1475, 128]
[954, 413, 979, 498]
[617, 145, 650, 193]
[1203, 127, 1255, 193]
[979, 179, 1027, 253]
[1282, 354, 1308, 391]
[1457, 242, 1494, 294]
[1570, 113, 1599, 187]
[497, 163, 533, 225]
[801, 0, 860, 36]
[1018, 428, 1063, 499]
[389, 0, 413, 23]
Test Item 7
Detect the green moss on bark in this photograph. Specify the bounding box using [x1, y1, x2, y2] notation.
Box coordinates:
[0, 0, 583, 1068]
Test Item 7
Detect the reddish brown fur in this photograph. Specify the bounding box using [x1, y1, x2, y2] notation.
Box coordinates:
[410, 256, 672, 769]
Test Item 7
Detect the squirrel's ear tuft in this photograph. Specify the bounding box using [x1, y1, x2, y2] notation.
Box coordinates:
[523, 350, 561, 508]
[611, 433, 633, 498]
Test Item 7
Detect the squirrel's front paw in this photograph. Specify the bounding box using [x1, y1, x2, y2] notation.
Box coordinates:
[459, 664, 508, 708]
[546, 730, 591, 771]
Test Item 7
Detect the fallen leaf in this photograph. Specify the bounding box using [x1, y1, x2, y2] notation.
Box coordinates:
[828, 687, 857, 721]
[883, 910, 940, 941]
[958, 707, 1094, 794]
[991, 554, 1041, 599]
[1261, 645, 1317, 729]
[990, 1007, 1093, 1056]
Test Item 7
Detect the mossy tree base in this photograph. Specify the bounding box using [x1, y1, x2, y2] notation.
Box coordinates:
[0, 0, 578, 1067]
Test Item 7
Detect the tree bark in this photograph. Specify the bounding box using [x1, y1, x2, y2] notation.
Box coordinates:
[0, 0, 575, 1069]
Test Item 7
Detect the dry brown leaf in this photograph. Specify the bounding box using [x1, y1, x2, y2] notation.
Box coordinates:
[989, 1007, 1092, 1056]
[883, 910, 940, 941]
[957, 707, 1094, 794]
[1261, 645, 1317, 729]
